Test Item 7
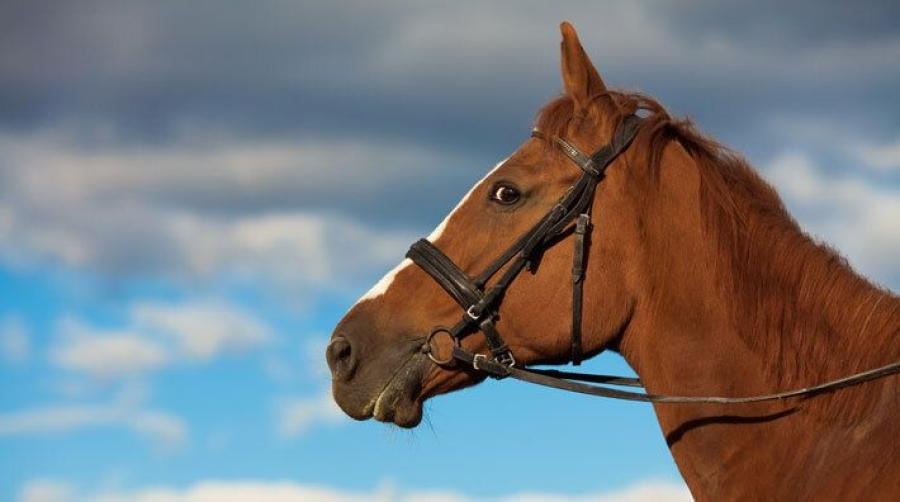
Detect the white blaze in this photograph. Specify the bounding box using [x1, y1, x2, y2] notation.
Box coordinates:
[353, 157, 509, 305]
[356, 258, 412, 302]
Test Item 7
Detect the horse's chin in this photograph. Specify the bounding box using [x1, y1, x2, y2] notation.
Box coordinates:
[372, 387, 423, 428]
[368, 353, 429, 428]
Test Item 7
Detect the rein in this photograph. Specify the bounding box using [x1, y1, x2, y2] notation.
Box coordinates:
[456, 348, 900, 404]
[406, 114, 900, 404]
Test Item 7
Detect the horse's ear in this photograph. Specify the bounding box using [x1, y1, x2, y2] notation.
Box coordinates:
[559, 21, 606, 111]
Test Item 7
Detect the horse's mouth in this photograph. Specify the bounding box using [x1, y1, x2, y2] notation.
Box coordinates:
[331, 338, 483, 428]
[367, 352, 429, 428]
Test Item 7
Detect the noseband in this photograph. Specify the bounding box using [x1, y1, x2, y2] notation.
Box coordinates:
[404, 115, 900, 404]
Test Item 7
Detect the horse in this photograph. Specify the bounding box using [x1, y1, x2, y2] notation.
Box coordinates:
[327, 22, 899, 500]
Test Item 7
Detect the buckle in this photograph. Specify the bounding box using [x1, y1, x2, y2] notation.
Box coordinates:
[466, 305, 481, 321]
[495, 351, 516, 368]
[472, 352, 515, 378]
[472, 352, 516, 370]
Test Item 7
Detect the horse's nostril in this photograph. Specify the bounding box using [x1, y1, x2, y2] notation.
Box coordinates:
[326, 336, 357, 381]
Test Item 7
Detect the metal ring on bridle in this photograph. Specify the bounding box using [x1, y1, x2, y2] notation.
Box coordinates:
[424, 327, 459, 366]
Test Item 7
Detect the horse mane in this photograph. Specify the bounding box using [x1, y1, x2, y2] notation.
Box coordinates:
[535, 90, 900, 418]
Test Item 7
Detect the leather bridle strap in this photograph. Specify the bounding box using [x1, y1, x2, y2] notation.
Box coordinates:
[540, 114, 642, 364]
[505, 359, 900, 404]
[406, 240, 480, 310]
[407, 240, 514, 364]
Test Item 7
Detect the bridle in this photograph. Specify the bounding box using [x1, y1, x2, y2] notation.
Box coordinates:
[407, 114, 642, 372]
[405, 114, 900, 404]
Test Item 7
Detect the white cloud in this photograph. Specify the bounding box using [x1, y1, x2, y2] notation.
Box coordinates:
[159, 211, 413, 290]
[0, 315, 30, 364]
[496, 480, 692, 502]
[131, 300, 270, 361]
[128, 410, 188, 447]
[763, 151, 900, 287]
[276, 391, 345, 438]
[0, 125, 440, 208]
[18, 479, 691, 502]
[51, 318, 169, 379]
[18, 479, 74, 502]
[765, 116, 900, 175]
[852, 136, 900, 173]
[0, 379, 186, 450]
[49, 299, 272, 379]
[0, 399, 186, 448]
[0, 128, 427, 292]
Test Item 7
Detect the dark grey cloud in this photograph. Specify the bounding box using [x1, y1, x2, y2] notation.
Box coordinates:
[660, 1, 900, 49]
[0, 0, 897, 286]
[3, 1, 899, 149]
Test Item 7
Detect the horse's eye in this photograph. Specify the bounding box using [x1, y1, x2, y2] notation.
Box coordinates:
[490, 184, 521, 205]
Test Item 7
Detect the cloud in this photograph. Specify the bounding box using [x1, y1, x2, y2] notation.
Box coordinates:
[271, 334, 343, 439]
[0, 127, 463, 220]
[51, 318, 169, 379]
[763, 115, 900, 174]
[371, 1, 900, 86]
[0, 315, 30, 364]
[156, 211, 415, 289]
[2, 1, 898, 151]
[275, 391, 345, 438]
[18, 479, 74, 502]
[851, 136, 900, 173]
[17, 478, 691, 502]
[763, 151, 900, 288]
[0, 398, 187, 448]
[496, 480, 691, 502]
[1, 2, 897, 295]
[0, 128, 428, 291]
[49, 300, 271, 379]
[131, 300, 270, 361]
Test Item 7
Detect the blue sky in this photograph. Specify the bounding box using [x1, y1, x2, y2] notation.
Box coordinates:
[1, 1, 898, 501]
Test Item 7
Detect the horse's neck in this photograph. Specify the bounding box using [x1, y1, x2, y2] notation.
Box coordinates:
[617, 141, 900, 499]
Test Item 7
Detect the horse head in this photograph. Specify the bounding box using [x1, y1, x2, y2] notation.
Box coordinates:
[327, 22, 643, 427]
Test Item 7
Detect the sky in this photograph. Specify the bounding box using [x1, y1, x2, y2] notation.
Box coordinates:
[0, 1, 898, 501]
